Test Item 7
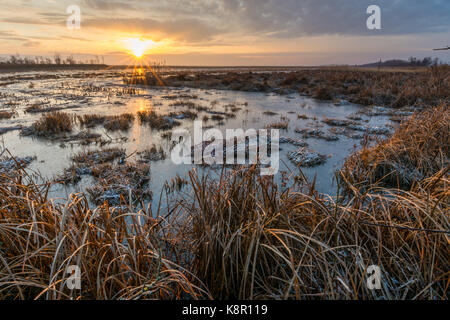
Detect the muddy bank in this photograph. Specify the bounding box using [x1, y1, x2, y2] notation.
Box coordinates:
[0, 64, 108, 74]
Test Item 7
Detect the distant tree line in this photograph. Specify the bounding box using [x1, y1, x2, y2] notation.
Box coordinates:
[407, 56, 441, 67]
[361, 56, 447, 68]
[0, 54, 105, 65]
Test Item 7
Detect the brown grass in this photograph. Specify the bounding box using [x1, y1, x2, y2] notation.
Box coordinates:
[339, 104, 449, 192]
[78, 113, 135, 131]
[313, 86, 334, 100]
[175, 166, 449, 299]
[25, 104, 61, 114]
[103, 114, 134, 131]
[133, 66, 449, 108]
[137, 111, 180, 130]
[72, 148, 125, 164]
[0, 159, 448, 299]
[0, 168, 206, 299]
[298, 66, 450, 107]
[29, 112, 74, 136]
[137, 145, 166, 162]
[0, 111, 14, 120]
[77, 114, 106, 127]
[266, 121, 289, 130]
[0, 104, 448, 300]
[87, 162, 152, 205]
[169, 110, 198, 120]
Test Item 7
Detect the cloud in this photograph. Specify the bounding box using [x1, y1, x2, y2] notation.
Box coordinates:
[95, 0, 450, 38]
[1, 17, 50, 25]
[0, 30, 33, 42]
[2, 0, 449, 41]
[1, 12, 66, 26]
[83, 0, 133, 11]
[60, 35, 92, 42]
[213, 0, 450, 37]
[0, 0, 448, 63]
[22, 40, 40, 47]
[0, 30, 41, 48]
[83, 17, 222, 42]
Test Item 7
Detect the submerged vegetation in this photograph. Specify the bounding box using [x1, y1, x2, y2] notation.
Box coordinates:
[0, 103, 448, 300]
[137, 110, 181, 130]
[101, 114, 135, 131]
[77, 113, 135, 131]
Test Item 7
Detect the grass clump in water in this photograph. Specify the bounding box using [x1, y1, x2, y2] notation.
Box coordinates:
[87, 162, 152, 205]
[72, 147, 126, 164]
[0, 111, 14, 119]
[103, 114, 135, 131]
[78, 113, 135, 131]
[24, 112, 74, 136]
[137, 110, 180, 130]
[266, 121, 289, 130]
[58, 148, 126, 184]
[137, 145, 166, 162]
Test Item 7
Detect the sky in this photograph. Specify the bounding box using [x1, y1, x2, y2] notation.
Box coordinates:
[0, 0, 449, 66]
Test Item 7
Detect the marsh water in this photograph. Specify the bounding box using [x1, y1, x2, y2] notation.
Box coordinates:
[0, 68, 404, 211]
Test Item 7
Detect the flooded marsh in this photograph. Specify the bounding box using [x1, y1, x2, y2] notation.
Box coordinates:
[0, 68, 414, 209]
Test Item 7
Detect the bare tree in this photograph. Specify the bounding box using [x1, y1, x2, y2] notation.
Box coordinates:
[65, 55, 75, 65]
[8, 55, 18, 64]
[54, 54, 61, 65]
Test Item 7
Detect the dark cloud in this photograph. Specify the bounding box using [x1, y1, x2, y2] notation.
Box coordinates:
[1, 0, 449, 44]
[106, 0, 450, 37]
[80, 0, 450, 39]
[213, 0, 450, 37]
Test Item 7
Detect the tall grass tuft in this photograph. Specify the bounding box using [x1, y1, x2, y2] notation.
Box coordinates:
[339, 104, 449, 193]
[0, 104, 448, 300]
[177, 166, 449, 299]
[31, 112, 75, 136]
[0, 168, 207, 299]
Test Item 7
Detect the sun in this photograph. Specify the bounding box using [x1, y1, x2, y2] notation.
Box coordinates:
[124, 38, 155, 58]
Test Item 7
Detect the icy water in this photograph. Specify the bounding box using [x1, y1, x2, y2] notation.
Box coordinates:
[0, 69, 405, 211]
